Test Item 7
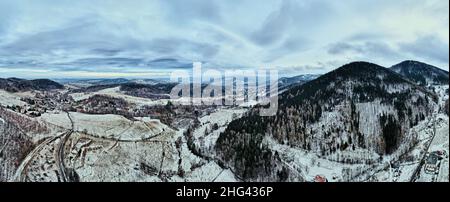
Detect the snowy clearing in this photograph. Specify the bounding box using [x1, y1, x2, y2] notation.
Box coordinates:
[39, 112, 174, 141]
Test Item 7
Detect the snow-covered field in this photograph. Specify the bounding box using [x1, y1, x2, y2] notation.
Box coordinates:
[429, 115, 449, 152]
[264, 135, 374, 182]
[194, 108, 247, 151]
[0, 90, 27, 107]
[434, 85, 449, 104]
[70, 132, 178, 182]
[418, 114, 449, 182]
[69, 87, 170, 106]
[182, 162, 225, 182]
[64, 107, 247, 182]
[437, 159, 449, 182]
[175, 107, 248, 182]
[5, 93, 249, 182]
[39, 112, 173, 141]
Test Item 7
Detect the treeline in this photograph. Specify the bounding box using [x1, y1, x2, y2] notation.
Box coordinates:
[0, 116, 35, 182]
[0, 107, 49, 134]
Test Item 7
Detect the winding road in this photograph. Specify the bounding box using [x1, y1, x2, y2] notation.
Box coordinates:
[410, 112, 437, 182]
[12, 111, 75, 182]
[11, 133, 63, 182]
[55, 130, 73, 182]
[56, 111, 75, 182]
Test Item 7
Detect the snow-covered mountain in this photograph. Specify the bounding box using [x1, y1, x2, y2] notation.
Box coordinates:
[0, 78, 63, 92]
[390, 60, 449, 86]
[0, 61, 447, 182]
[216, 61, 437, 181]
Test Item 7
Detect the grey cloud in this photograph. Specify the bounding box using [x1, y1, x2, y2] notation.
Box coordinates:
[251, 0, 333, 47]
[348, 32, 390, 41]
[328, 41, 400, 59]
[147, 58, 193, 69]
[90, 49, 122, 56]
[0, 1, 16, 36]
[279, 63, 329, 76]
[0, 59, 41, 68]
[71, 58, 144, 67]
[149, 37, 220, 59]
[281, 36, 309, 52]
[0, 0, 448, 77]
[50, 57, 192, 72]
[0, 15, 219, 71]
[251, 0, 295, 46]
[263, 35, 311, 62]
[399, 35, 449, 63]
[328, 42, 363, 55]
[0, 17, 140, 54]
[161, 0, 222, 24]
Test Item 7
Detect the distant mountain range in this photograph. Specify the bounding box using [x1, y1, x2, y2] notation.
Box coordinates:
[278, 74, 321, 91]
[55, 78, 169, 86]
[2, 60, 447, 94]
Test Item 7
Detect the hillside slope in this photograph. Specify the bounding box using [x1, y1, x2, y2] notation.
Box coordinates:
[216, 61, 437, 181]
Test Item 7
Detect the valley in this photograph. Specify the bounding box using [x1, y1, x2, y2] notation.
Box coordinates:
[0, 60, 448, 182]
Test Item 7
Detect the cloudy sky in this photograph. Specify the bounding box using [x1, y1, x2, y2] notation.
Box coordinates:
[0, 0, 448, 78]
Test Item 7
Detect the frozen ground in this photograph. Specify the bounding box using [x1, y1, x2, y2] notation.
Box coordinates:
[68, 132, 177, 182]
[264, 135, 377, 182]
[0, 90, 27, 107]
[17, 107, 247, 182]
[194, 107, 247, 152]
[416, 114, 449, 182]
[176, 107, 248, 182]
[39, 112, 172, 141]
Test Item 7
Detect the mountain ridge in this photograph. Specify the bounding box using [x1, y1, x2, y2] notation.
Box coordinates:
[216, 61, 437, 181]
[0, 78, 64, 92]
[390, 60, 449, 86]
